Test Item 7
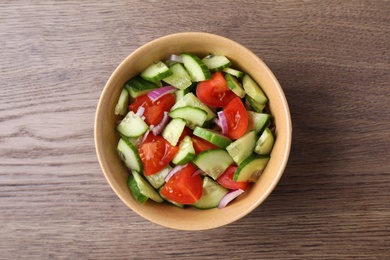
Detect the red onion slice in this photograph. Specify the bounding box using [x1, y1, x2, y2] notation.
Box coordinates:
[141, 130, 150, 144]
[218, 189, 245, 209]
[164, 164, 187, 182]
[135, 106, 145, 117]
[217, 111, 229, 135]
[151, 111, 169, 136]
[213, 117, 222, 129]
[147, 86, 176, 102]
[169, 54, 183, 63]
[191, 169, 204, 177]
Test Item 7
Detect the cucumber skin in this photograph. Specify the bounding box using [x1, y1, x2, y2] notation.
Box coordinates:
[127, 174, 148, 204]
[117, 137, 143, 173]
[192, 177, 229, 209]
[193, 127, 232, 149]
[193, 149, 234, 180]
[234, 154, 270, 182]
[181, 53, 212, 82]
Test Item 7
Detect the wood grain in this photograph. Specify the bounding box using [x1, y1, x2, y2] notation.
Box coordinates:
[1, 1, 389, 259]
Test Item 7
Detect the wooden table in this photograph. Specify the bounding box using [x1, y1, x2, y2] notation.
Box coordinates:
[1, 1, 389, 259]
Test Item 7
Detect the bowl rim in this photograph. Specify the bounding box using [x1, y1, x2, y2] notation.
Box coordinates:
[94, 32, 292, 230]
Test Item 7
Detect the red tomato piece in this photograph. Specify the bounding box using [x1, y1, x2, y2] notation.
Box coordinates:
[160, 164, 203, 204]
[196, 71, 237, 107]
[138, 135, 178, 176]
[217, 166, 249, 190]
[191, 136, 218, 155]
[178, 127, 193, 143]
[222, 97, 248, 139]
[129, 93, 176, 126]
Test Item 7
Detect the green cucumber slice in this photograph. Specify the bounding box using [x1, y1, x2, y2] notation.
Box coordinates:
[116, 111, 148, 137]
[124, 76, 159, 98]
[117, 137, 142, 172]
[193, 126, 232, 149]
[223, 67, 244, 78]
[130, 170, 163, 203]
[127, 174, 148, 203]
[180, 53, 211, 82]
[140, 61, 173, 82]
[226, 131, 257, 165]
[170, 93, 216, 121]
[242, 74, 268, 105]
[246, 111, 271, 134]
[202, 54, 232, 72]
[169, 106, 208, 129]
[254, 127, 275, 155]
[234, 154, 270, 182]
[162, 118, 186, 146]
[192, 177, 229, 209]
[225, 73, 245, 98]
[145, 165, 172, 189]
[162, 62, 192, 89]
[246, 95, 266, 113]
[193, 149, 233, 180]
[172, 136, 196, 165]
[114, 88, 129, 116]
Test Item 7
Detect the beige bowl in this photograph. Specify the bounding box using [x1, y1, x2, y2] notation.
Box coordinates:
[94, 32, 292, 230]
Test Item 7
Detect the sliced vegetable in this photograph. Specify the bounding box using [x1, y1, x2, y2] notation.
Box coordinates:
[196, 71, 237, 107]
[242, 74, 268, 105]
[234, 154, 270, 182]
[138, 134, 179, 176]
[124, 76, 159, 98]
[162, 118, 186, 146]
[222, 97, 249, 140]
[160, 164, 203, 204]
[202, 54, 231, 72]
[254, 127, 275, 155]
[170, 92, 216, 121]
[193, 148, 233, 180]
[162, 62, 192, 89]
[129, 93, 176, 126]
[193, 177, 229, 209]
[140, 60, 173, 82]
[116, 111, 149, 138]
[147, 86, 176, 102]
[115, 88, 129, 115]
[193, 126, 232, 149]
[226, 130, 257, 165]
[191, 135, 218, 155]
[180, 52, 211, 82]
[129, 170, 164, 203]
[169, 106, 208, 129]
[172, 136, 196, 165]
[117, 137, 143, 173]
[218, 189, 245, 208]
[217, 166, 249, 191]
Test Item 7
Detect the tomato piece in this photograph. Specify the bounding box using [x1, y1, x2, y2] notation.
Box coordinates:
[129, 93, 176, 126]
[160, 164, 203, 204]
[217, 166, 249, 190]
[196, 71, 237, 107]
[192, 136, 218, 155]
[138, 135, 179, 176]
[222, 97, 248, 139]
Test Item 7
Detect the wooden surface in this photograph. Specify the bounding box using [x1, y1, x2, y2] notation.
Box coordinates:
[1, 1, 389, 259]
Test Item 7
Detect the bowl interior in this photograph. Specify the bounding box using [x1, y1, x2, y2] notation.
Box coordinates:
[95, 32, 292, 230]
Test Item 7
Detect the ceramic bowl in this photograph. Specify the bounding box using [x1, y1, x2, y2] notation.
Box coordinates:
[94, 32, 292, 230]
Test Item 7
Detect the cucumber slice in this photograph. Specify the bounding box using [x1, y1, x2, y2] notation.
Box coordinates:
[116, 111, 148, 137]
[172, 136, 196, 165]
[124, 76, 159, 98]
[117, 137, 142, 172]
[192, 177, 229, 209]
[234, 154, 270, 182]
[145, 165, 172, 189]
[158, 188, 184, 208]
[202, 54, 232, 72]
[114, 88, 129, 115]
[162, 62, 192, 89]
[180, 53, 211, 82]
[254, 127, 275, 155]
[246, 111, 271, 134]
[225, 73, 245, 98]
[193, 149, 233, 180]
[140, 61, 173, 82]
[130, 170, 163, 203]
[226, 131, 257, 165]
[169, 106, 208, 129]
[170, 93, 216, 121]
[162, 118, 186, 146]
[223, 67, 244, 78]
[246, 95, 266, 113]
[242, 74, 268, 105]
[193, 126, 232, 149]
[127, 174, 148, 203]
